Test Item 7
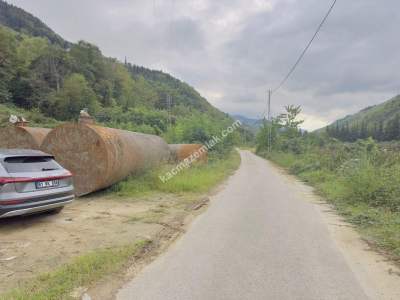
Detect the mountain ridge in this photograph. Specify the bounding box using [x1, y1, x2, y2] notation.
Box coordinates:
[324, 95, 400, 141]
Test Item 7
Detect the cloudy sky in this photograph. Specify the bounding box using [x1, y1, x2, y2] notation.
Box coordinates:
[8, 0, 400, 130]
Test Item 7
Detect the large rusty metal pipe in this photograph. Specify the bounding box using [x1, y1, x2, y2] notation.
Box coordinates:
[41, 123, 170, 196]
[169, 144, 208, 163]
[0, 126, 51, 150]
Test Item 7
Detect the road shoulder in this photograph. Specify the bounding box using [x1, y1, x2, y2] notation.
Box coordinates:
[267, 158, 400, 300]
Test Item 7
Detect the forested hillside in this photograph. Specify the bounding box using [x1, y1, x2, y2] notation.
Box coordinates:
[232, 115, 262, 128]
[0, 0, 68, 48]
[325, 95, 400, 142]
[0, 0, 239, 149]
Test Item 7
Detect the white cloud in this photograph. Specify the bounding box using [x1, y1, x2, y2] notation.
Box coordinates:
[299, 113, 328, 131]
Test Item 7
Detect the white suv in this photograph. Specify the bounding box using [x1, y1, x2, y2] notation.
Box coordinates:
[0, 149, 74, 218]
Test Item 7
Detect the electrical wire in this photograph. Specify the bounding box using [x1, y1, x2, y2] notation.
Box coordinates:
[271, 0, 338, 94]
[241, 1, 337, 127]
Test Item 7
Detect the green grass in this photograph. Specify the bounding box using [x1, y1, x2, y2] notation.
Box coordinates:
[337, 204, 400, 259]
[1, 240, 150, 300]
[0, 103, 60, 128]
[109, 150, 241, 197]
[263, 151, 400, 262]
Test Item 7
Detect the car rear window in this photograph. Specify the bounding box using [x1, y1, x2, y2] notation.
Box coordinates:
[2, 156, 61, 173]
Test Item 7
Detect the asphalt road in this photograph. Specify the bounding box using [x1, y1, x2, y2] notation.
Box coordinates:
[117, 150, 369, 300]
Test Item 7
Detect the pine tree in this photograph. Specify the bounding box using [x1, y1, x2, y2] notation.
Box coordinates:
[377, 121, 384, 141]
[385, 115, 400, 141]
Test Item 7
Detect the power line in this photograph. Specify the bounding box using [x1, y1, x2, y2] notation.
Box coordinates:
[264, 0, 337, 152]
[272, 0, 338, 94]
[247, 1, 337, 132]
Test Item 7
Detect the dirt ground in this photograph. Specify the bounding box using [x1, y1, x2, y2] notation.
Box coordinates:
[0, 192, 207, 295]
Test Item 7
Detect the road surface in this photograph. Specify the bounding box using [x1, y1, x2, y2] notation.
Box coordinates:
[117, 150, 370, 300]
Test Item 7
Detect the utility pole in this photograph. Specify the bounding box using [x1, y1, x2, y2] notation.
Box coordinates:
[166, 94, 172, 127]
[268, 89, 272, 152]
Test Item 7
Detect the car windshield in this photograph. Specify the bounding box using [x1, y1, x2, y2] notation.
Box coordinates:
[2, 156, 61, 173]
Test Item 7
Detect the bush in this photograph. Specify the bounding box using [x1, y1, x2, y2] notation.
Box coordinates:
[340, 162, 400, 211]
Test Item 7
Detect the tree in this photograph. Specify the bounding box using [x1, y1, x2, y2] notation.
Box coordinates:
[69, 41, 106, 83]
[7, 36, 50, 108]
[47, 73, 99, 120]
[256, 105, 307, 154]
[0, 26, 17, 103]
[280, 105, 304, 128]
[360, 121, 368, 139]
[256, 118, 281, 153]
[278, 105, 304, 139]
[377, 121, 384, 141]
[29, 45, 72, 89]
[112, 63, 135, 108]
[95, 79, 115, 107]
[16, 36, 48, 70]
[385, 114, 400, 141]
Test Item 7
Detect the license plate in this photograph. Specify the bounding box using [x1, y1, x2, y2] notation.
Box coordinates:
[36, 180, 59, 189]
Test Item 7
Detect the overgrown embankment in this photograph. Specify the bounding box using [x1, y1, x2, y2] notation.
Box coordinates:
[109, 151, 241, 196]
[258, 138, 400, 261]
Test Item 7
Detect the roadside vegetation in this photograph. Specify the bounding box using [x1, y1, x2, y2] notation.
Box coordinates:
[256, 106, 400, 261]
[110, 150, 241, 197]
[1, 240, 149, 300]
[0, 103, 59, 128]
